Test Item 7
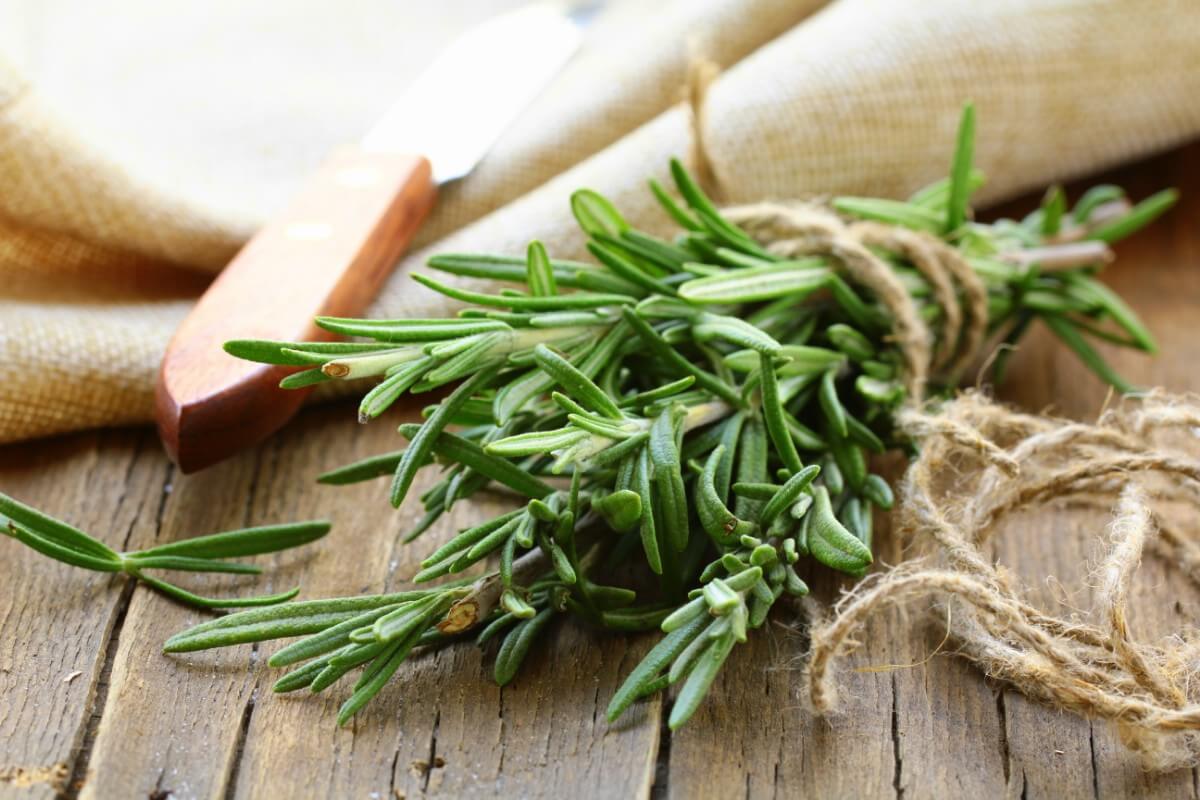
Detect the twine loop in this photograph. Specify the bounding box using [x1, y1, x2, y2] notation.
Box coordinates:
[805, 391, 1200, 771]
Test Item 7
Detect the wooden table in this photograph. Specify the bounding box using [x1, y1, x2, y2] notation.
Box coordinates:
[3, 143, 1199, 800]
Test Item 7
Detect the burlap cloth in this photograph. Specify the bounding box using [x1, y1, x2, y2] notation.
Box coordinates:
[1, 0, 1198, 444]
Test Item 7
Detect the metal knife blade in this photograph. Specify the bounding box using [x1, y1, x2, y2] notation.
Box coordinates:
[156, 1, 598, 471]
[362, 1, 593, 183]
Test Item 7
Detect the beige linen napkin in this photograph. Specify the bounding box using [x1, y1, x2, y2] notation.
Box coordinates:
[1, 0, 1198, 444]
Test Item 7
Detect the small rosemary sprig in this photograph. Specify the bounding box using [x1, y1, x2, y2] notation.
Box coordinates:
[169, 104, 1173, 728]
[1, 491, 330, 609]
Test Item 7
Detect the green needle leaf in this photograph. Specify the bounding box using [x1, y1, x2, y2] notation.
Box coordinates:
[1087, 189, 1178, 244]
[818, 369, 849, 438]
[593, 490, 643, 533]
[3, 521, 122, 572]
[163, 591, 445, 652]
[132, 520, 331, 560]
[1040, 185, 1067, 236]
[391, 366, 499, 508]
[317, 450, 405, 485]
[669, 630, 736, 729]
[648, 178, 702, 232]
[0, 492, 119, 560]
[374, 593, 448, 643]
[494, 607, 556, 686]
[759, 352, 804, 475]
[588, 241, 676, 296]
[1072, 185, 1124, 223]
[526, 240, 558, 297]
[669, 159, 771, 258]
[833, 197, 944, 234]
[337, 626, 425, 726]
[678, 263, 829, 305]
[808, 486, 872, 575]
[136, 573, 301, 609]
[634, 447, 664, 575]
[863, 474, 895, 510]
[1059, 273, 1156, 353]
[694, 313, 782, 355]
[485, 428, 589, 459]
[358, 355, 436, 421]
[413, 273, 635, 311]
[313, 317, 509, 343]
[429, 252, 643, 295]
[269, 606, 398, 667]
[607, 613, 707, 721]
[758, 465, 820, 527]
[398, 425, 554, 500]
[224, 339, 400, 366]
[724, 345, 843, 376]
[124, 555, 262, 574]
[623, 308, 742, 407]
[649, 412, 690, 553]
[696, 446, 754, 547]
[534, 344, 624, 419]
[571, 189, 630, 237]
[1040, 314, 1137, 393]
[945, 101, 976, 232]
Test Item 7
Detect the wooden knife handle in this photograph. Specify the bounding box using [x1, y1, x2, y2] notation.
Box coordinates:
[156, 148, 436, 473]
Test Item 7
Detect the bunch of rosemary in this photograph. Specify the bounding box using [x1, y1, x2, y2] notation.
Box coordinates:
[8, 106, 1171, 731]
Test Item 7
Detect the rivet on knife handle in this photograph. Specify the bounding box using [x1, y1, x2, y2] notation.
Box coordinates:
[156, 150, 435, 472]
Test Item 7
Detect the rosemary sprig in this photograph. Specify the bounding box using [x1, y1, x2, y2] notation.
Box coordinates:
[171, 104, 1172, 728]
[0, 492, 330, 609]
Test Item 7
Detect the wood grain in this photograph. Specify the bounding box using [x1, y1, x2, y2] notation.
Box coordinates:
[2, 142, 1199, 799]
[156, 149, 435, 474]
[0, 431, 169, 799]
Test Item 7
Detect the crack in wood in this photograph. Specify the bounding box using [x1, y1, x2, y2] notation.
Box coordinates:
[62, 580, 135, 799]
[891, 673, 904, 799]
[650, 698, 671, 800]
[1088, 724, 1101, 800]
[996, 690, 1011, 785]
[221, 687, 257, 800]
[63, 440, 166, 799]
[421, 709, 441, 794]
[150, 764, 170, 799]
[388, 746, 402, 800]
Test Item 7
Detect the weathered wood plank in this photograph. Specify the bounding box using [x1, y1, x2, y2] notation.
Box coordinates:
[76, 438, 268, 800]
[664, 599, 895, 799]
[4, 143, 1200, 800]
[665, 485, 1007, 799]
[63, 397, 659, 799]
[0, 431, 168, 799]
[225, 403, 662, 799]
[990, 148, 1200, 800]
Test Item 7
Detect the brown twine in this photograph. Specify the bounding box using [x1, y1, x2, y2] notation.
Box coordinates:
[714, 193, 1200, 769]
[801, 392, 1200, 771]
[684, 53, 988, 399]
[682, 53, 1200, 768]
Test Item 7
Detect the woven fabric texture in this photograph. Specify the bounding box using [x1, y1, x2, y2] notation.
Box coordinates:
[1, 0, 1198, 443]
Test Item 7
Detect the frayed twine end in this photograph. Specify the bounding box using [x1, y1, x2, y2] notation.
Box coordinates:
[804, 390, 1200, 772]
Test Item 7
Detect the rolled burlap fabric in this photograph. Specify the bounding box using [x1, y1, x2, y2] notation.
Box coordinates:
[1, 0, 1198, 444]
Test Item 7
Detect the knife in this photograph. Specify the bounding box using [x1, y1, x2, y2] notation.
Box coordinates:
[156, 2, 593, 473]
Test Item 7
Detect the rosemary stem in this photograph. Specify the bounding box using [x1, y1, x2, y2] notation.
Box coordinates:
[438, 546, 551, 634]
[999, 241, 1113, 271]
